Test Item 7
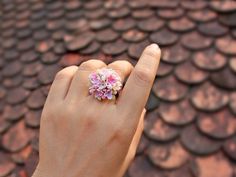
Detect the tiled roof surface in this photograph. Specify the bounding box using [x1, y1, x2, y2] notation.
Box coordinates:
[0, 0, 236, 176]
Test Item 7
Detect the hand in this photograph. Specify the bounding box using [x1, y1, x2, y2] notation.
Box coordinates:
[32, 44, 161, 177]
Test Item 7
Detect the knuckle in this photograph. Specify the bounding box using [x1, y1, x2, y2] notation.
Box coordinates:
[55, 66, 77, 80]
[133, 67, 153, 86]
[107, 124, 130, 145]
[79, 59, 106, 70]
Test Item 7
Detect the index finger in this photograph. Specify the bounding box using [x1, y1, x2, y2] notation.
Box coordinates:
[117, 44, 161, 116]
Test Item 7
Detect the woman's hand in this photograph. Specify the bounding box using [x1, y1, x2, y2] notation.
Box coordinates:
[32, 44, 161, 177]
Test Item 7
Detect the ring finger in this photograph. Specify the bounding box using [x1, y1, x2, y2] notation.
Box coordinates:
[66, 59, 107, 101]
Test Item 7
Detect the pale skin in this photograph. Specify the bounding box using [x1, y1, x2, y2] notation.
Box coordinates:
[32, 44, 161, 177]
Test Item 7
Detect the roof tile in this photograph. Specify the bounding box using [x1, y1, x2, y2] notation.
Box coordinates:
[147, 141, 189, 170]
[144, 110, 179, 142]
[180, 125, 221, 155]
[197, 109, 236, 139]
[159, 99, 196, 126]
[2, 121, 30, 152]
[190, 82, 229, 112]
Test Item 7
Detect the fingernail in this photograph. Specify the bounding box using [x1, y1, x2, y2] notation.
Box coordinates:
[149, 43, 160, 49]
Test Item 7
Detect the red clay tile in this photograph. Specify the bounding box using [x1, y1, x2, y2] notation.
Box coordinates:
[2, 38, 16, 49]
[33, 29, 49, 41]
[35, 39, 54, 53]
[17, 28, 32, 39]
[17, 38, 34, 52]
[191, 153, 233, 177]
[85, 1, 102, 10]
[122, 29, 147, 42]
[85, 8, 106, 19]
[131, 9, 154, 19]
[181, 32, 213, 51]
[0, 161, 15, 177]
[157, 8, 184, 19]
[11, 145, 32, 165]
[80, 41, 100, 55]
[128, 40, 150, 59]
[159, 99, 196, 126]
[25, 110, 41, 128]
[169, 17, 195, 32]
[6, 88, 29, 105]
[198, 21, 228, 37]
[216, 36, 236, 55]
[96, 29, 119, 42]
[59, 53, 82, 67]
[128, 155, 165, 177]
[223, 136, 236, 161]
[137, 17, 164, 32]
[47, 19, 65, 31]
[23, 78, 40, 90]
[136, 135, 149, 155]
[210, 1, 236, 13]
[161, 43, 190, 64]
[187, 9, 217, 23]
[89, 19, 111, 31]
[41, 52, 60, 64]
[144, 110, 179, 142]
[23, 62, 42, 78]
[108, 6, 130, 19]
[20, 51, 39, 63]
[175, 61, 208, 85]
[148, 0, 179, 8]
[2, 121, 30, 152]
[3, 104, 26, 122]
[193, 49, 227, 71]
[112, 18, 136, 32]
[26, 89, 46, 109]
[153, 76, 188, 102]
[156, 62, 173, 77]
[37, 65, 61, 85]
[211, 67, 236, 90]
[180, 1, 207, 10]
[128, 1, 147, 9]
[3, 75, 23, 89]
[65, 1, 81, 10]
[191, 82, 229, 112]
[53, 42, 66, 54]
[165, 164, 193, 177]
[2, 61, 22, 78]
[197, 109, 236, 139]
[102, 40, 128, 56]
[150, 29, 178, 46]
[65, 32, 94, 51]
[181, 125, 221, 155]
[25, 150, 39, 177]
[0, 87, 6, 100]
[230, 92, 236, 115]
[0, 118, 11, 134]
[146, 92, 160, 111]
[4, 50, 19, 61]
[147, 141, 189, 170]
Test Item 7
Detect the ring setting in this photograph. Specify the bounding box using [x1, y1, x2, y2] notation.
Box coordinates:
[88, 68, 122, 100]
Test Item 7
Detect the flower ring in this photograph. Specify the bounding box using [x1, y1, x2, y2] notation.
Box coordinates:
[88, 68, 122, 100]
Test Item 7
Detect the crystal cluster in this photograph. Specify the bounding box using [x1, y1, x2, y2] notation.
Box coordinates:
[88, 68, 122, 100]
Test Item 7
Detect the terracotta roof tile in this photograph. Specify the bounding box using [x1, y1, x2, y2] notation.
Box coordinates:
[147, 141, 189, 170]
[1, 0, 236, 176]
[159, 99, 196, 126]
[144, 110, 179, 142]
